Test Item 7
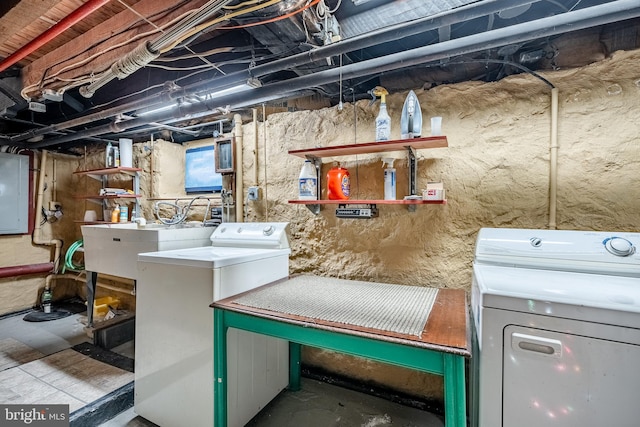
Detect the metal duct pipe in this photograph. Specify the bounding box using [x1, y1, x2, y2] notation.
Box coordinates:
[22, 0, 640, 148]
[180, 0, 543, 96]
[5, 0, 538, 144]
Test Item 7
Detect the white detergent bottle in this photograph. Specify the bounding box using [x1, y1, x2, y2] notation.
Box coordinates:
[382, 158, 396, 200]
[374, 86, 391, 141]
[298, 160, 318, 200]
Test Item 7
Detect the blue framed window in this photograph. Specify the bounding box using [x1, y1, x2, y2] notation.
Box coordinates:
[185, 145, 222, 193]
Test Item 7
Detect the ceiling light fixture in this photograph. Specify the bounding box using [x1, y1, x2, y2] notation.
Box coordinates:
[136, 83, 255, 117]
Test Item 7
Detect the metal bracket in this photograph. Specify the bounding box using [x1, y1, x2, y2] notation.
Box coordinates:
[407, 147, 417, 212]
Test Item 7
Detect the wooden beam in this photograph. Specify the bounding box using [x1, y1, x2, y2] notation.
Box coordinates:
[0, 0, 60, 59]
[21, 0, 211, 99]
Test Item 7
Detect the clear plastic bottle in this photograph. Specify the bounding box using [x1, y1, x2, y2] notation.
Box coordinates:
[113, 146, 120, 167]
[298, 160, 318, 200]
[382, 158, 396, 200]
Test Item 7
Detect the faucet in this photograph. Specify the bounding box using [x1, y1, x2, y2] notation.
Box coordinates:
[153, 196, 212, 226]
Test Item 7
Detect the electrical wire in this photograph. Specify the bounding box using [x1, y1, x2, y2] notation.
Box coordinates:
[219, 0, 321, 29]
[435, 58, 555, 88]
[152, 46, 234, 62]
[159, 0, 285, 53]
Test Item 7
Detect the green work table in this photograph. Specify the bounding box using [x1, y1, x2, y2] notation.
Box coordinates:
[212, 276, 470, 426]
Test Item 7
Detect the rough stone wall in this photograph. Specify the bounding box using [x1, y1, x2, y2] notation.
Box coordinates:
[238, 49, 640, 400]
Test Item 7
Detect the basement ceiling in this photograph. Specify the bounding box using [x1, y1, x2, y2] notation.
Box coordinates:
[0, 0, 638, 154]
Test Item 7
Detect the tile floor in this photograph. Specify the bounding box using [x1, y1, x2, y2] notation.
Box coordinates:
[0, 308, 444, 427]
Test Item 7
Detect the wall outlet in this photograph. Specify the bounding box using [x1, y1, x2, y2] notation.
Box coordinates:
[248, 186, 260, 201]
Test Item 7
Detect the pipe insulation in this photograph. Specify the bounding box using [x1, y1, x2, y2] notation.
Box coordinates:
[21, 0, 640, 148]
[549, 87, 559, 230]
[79, 0, 234, 98]
[6, 0, 542, 144]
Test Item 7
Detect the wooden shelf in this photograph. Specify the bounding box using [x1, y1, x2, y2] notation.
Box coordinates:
[74, 194, 140, 200]
[74, 166, 141, 180]
[74, 220, 113, 225]
[289, 199, 447, 205]
[288, 136, 448, 159]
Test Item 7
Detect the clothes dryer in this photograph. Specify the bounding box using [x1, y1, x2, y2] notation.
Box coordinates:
[471, 228, 640, 427]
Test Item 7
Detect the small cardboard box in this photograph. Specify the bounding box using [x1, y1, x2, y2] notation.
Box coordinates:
[423, 182, 446, 201]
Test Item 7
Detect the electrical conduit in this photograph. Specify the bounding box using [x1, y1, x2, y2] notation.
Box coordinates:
[234, 113, 244, 222]
[33, 150, 63, 280]
[0, 0, 112, 73]
[549, 87, 559, 229]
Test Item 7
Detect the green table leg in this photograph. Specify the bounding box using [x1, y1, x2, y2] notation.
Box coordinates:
[289, 342, 301, 391]
[443, 354, 466, 427]
[213, 309, 227, 427]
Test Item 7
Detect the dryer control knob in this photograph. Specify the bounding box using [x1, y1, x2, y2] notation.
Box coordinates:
[263, 225, 275, 236]
[604, 237, 635, 257]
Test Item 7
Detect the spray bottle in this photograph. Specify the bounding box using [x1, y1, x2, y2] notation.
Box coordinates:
[382, 158, 396, 200]
[371, 86, 390, 141]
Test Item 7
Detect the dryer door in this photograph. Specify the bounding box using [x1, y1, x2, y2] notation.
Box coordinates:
[503, 325, 640, 427]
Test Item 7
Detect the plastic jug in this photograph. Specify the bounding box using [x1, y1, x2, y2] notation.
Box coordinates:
[298, 160, 318, 200]
[327, 166, 350, 200]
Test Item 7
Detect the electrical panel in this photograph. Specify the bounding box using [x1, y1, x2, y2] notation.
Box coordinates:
[0, 152, 29, 234]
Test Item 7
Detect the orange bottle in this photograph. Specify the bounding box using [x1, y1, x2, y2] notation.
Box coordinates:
[327, 166, 350, 200]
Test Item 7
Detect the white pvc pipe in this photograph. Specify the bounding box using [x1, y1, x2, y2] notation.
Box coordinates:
[549, 87, 559, 230]
[253, 108, 259, 186]
[263, 104, 268, 222]
[33, 150, 63, 276]
[234, 113, 244, 222]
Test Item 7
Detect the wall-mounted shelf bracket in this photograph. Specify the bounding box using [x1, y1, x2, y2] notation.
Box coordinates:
[408, 147, 417, 212]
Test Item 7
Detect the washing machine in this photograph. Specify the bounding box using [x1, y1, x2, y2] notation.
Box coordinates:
[471, 228, 640, 427]
[134, 222, 291, 427]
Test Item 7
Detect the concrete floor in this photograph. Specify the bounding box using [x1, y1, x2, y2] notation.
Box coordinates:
[0, 307, 444, 427]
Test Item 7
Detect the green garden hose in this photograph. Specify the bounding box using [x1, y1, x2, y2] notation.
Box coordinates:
[63, 239, 84, 273]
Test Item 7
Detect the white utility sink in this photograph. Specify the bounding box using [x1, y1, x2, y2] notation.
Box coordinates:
[81, 222, 216, 280]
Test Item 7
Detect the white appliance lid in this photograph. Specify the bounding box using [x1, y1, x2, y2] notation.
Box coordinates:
[474, 263, 640, 327]
[138, 246, 290, 268]
[474, 227, 640, 276]
[209, 222, 290, 249]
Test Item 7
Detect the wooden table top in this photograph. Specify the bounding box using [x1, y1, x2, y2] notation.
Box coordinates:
[212, 276, 471, 357]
